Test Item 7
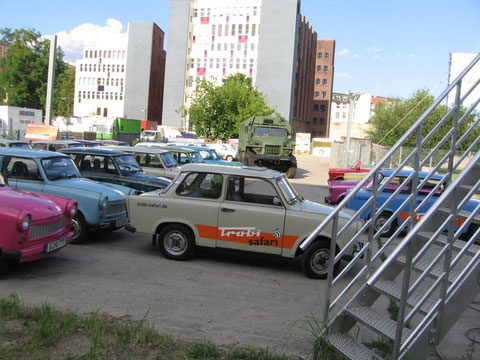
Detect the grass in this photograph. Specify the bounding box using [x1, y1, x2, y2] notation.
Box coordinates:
[0, 293, 291, 360]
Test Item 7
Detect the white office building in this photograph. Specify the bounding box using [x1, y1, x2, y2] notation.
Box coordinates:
[163, 0, 301, 127]
[73, 22, 166, 123]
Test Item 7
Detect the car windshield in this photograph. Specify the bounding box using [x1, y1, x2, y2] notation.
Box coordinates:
[115, 155, 142, 175]
[41, 157, 81, 181]
[277, 176, 302, 204]
[160, 152, 178, 168]
[190, 151, 205, 163]
[198, 149, 219, 160]
[254, 127, 287, 137]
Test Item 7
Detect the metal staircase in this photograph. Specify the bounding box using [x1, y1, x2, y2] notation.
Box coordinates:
[301, 53, 480, 359]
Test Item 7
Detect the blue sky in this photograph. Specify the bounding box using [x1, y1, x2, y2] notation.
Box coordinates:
[2, 0, 479, 99]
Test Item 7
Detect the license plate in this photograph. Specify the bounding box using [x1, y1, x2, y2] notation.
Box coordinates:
[45, 237, 67, 253]
[116, 218, 129, 227]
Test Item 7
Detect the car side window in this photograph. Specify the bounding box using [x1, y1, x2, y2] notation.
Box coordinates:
[32, 143, 47, 150]
[226, 176, 282, 206]
[6, 157, 42, 181]
[137, 153, 163, 168]
[176, 172, 223, 199]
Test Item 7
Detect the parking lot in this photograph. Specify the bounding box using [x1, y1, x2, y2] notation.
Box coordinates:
[0, 155, 478, 358]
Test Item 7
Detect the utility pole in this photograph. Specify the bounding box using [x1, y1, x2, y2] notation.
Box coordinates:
[44, 35, 57, 125]
[344, 91, 354, 167]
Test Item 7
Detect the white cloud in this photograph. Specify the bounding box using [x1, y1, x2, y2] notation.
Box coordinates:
[366, 46, 382, 54]
[338, 49, 350, 56]
[45, 19, 127, 61]
[352, 54, 360, 58]
[409, 53, 417, 58]
[336, 72, 350, 78]
[395, 52, 402, 57]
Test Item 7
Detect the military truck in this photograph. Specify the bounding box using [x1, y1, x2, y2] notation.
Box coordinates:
[238, 114, 297, 178]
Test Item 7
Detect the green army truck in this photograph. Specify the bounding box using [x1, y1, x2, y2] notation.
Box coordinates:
[238, 114, 297, 178]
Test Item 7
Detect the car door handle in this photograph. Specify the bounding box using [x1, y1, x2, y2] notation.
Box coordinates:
[221, 207, 235, 212]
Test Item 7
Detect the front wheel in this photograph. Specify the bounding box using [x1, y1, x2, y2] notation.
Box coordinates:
[226, 155, 234, 162]
[71, 213, 89, 244]
[158, 224, 195, 260]
[285, 166, 297, 178]
[301, 240, 339, 279]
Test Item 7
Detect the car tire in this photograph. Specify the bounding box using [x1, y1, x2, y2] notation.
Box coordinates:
[226, 155, 234, 162]
[158, 224, 195, 260]
[285, 166, 297, 179]
[71, 212, 89, 244]
[0, 258, 9, 276]
[374, 213, 396, 237]
[301, 240, 339, 279]
[463, 224, 480, 245]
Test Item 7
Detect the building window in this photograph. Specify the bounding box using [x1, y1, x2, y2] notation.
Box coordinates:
[319, 118, 325, 125]
[320, 104, 326, 112]
[316, 65, 322, 72]
[312, 117, 318, 123]
[317, 52, 322, 59]
[85, 50, 88, 58]
[238, 24, 243, 35]
[323, 65, 328, 72]
[253, 7, 257, 16]
[322, 78, 327, 85]
[252, 24, 256, 36]
[212, 24, 216, 34]
[194, 9, 198, 17]
[315, 78, 320, 85]
[314, 91, 319, 98]
[218, 24, 222, 36]
[325, 52, 329, 58]
[336, 112, 339, 118]
[231, 24, 236, 36]
[322, 91, 327, 98]
[225, 25, 228, 36]
[313, 104, 319, 112]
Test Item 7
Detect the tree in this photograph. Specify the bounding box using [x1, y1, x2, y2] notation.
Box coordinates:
[367, 89, 479, 151]
[181, 73, 274, 140]
[0, 28, 66, 113]
[54, 65, 75, 116]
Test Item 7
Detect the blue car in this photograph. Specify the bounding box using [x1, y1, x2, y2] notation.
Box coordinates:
[347, 169, 480, 237]
[0, 148, 133, 243]
[58, 147, 171, 193]
[171, 145, 243, 166]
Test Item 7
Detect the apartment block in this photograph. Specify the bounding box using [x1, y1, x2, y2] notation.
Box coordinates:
[73, 22, 166, 124]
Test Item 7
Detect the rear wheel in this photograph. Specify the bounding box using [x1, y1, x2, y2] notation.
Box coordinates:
[226, 155, 234, 162]
[374, 213, 397, 237]
[158, 224, 195, 260]
[301, 240, 339, 279]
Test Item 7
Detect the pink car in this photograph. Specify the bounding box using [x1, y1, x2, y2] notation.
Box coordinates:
[328, 160, 370, 181]
[325, 179, 360, 205]
[0, 177, 77, 275]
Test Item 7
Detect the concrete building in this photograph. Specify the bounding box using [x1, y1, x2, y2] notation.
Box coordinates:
[447, 52, 480, 110]
[73, 22, 166, 124]
[0, 106, 42, 140]
[329, 92, 387, 141]
[163, 0, 309, 128]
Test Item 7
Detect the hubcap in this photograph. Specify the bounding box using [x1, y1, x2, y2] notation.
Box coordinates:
[164, 231, 187, 255]
[310, 249, 329, 274]
[72, 218, 81, 239]
[376, 216, 390, 233]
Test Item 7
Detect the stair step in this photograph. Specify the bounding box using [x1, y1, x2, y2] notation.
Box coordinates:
[438, 207, 480, 225]
[326, 333, 384, 360]
[373, 280, 436, 314]
[459, 184, 480, 194]
[396, 256, 460, 282]
[418, 231, 480, 256]
[346, 306, 412, 343]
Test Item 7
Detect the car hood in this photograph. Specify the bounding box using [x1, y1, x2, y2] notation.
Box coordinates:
[54, 178, 126, 200]
[293, 200, 352, 219]
[0, 186, 61, 217]
[128, 171, 170, 184]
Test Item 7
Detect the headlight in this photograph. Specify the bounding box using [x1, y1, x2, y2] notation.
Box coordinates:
[17, 213, 31, 232]
[67, 201, 78, 217]
[99, 196, 108, 209]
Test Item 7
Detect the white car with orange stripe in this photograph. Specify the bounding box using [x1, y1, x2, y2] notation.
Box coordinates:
[125, 163, 362, 278]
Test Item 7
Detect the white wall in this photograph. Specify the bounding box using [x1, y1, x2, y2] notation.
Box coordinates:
[0, 106, 42, 140]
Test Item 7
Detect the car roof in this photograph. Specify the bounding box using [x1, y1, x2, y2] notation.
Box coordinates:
[0, 139, 30, 144]
[174, 145, 212, 152]
[108, 146, 169, 154]
[58, 147, 127, 156]
[180, 163, 283, 179]
[31, 140, 83, 145]
[380, 169, 444, 180]
[0, 148, 69, 158]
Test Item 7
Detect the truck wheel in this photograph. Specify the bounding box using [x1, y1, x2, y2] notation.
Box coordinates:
[285, 166, 297, 178]
[301, 240, 339, 279]
[71, 212, 89, 244]
[245, 152, 254, 166]
[158, 224, 195, 260]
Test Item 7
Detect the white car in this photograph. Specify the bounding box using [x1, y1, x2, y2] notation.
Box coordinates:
[207, 143, 238, 162]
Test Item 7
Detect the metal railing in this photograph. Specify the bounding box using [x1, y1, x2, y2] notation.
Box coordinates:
[301, 53, 480, 358]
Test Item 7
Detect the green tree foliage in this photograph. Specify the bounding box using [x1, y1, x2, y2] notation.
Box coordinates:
[181, 73, 274, 140]
[53, 65, 75, 116]
[0, 28, 66, 113]
[367, 89, 480, 151]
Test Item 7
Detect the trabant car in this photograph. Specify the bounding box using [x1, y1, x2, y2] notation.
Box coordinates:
[207, 143, 238, 162]
[0, 175, 77, 275]
[0, 139, 32, 149]
[135, 143, 206, 166]
[125, 163, 362, 279]
[0, 148, 131, 243]
[172, 145, 243, 166]
[347, 169, 480, 237]
[59, 147, 171, 192]
[93, 140, 129, 146]
[31, 140, 85, 152]
[325, 179, 360, 205]
[103, 146, 181, 179]
[328, 160, 371, 181]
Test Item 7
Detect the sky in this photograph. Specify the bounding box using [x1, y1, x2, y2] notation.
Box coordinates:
[1, 0, 479, 99]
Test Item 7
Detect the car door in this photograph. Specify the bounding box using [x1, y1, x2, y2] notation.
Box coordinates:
[217, 176, 286, 255]
[4, 157, 45, 193]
